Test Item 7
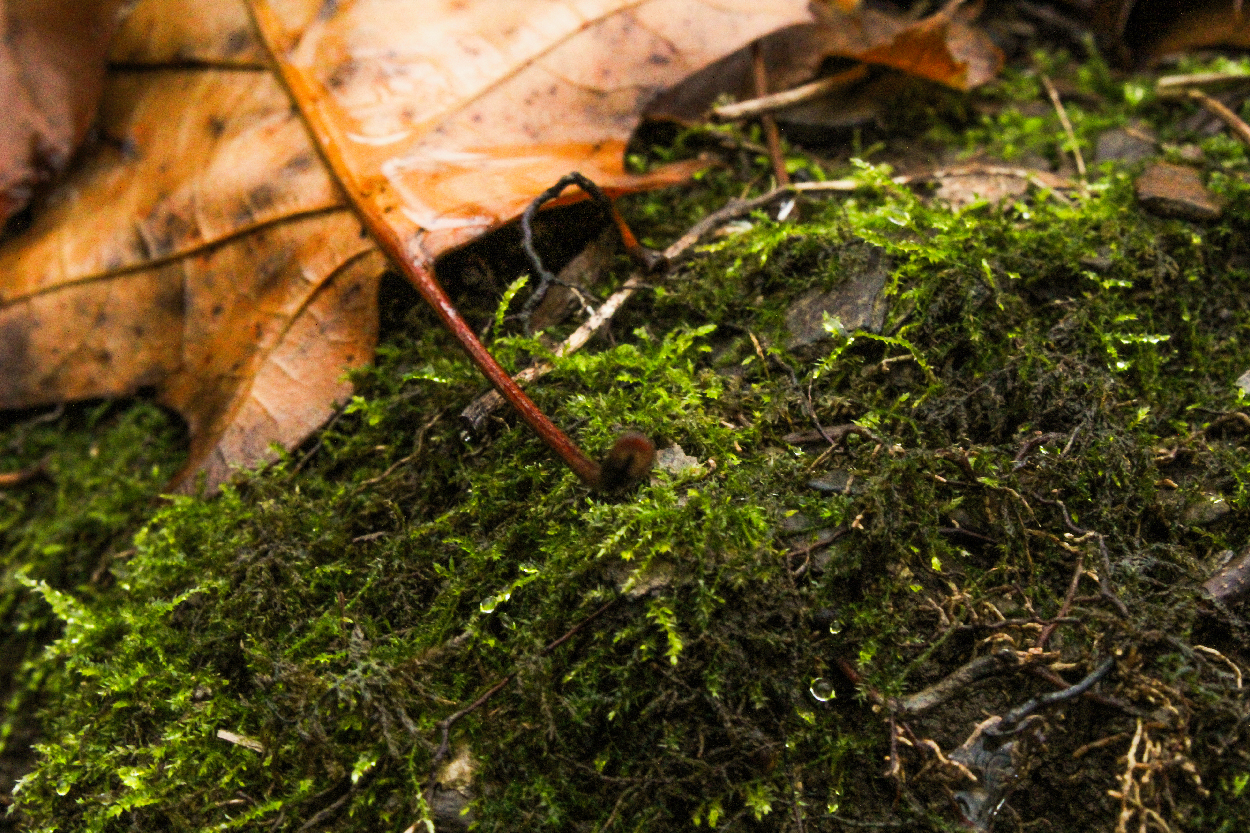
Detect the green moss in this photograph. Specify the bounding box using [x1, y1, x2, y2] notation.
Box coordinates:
[5, 50, 1250, 833]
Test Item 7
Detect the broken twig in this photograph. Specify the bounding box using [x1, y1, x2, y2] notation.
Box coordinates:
[712, 65, 869, 121]
[1041, 74, 1086, 179]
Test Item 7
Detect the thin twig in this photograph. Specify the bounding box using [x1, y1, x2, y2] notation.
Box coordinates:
[1013, 431, 1066, 470]
[460, 273, 648, 429]
[1037, 549, 1084, 650]
[713, 65, 869, 121]
[787, 525, 847, 559]
[751, 41, 790, 188]
[782, 424, 884, 446]
[986, 657, 1115, 737]
[1169, 88, 1250, 149]
[1041, 74, 1086, 179]
[895, 649, 1023, 716]
[1156, 70, 1250, 90]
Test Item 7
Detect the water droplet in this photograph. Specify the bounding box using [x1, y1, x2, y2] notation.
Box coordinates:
[885, 207, 910, 226]
[828, 623, 842, 635]
[809, 677, 836, 702]
[479, 596, 498, 613]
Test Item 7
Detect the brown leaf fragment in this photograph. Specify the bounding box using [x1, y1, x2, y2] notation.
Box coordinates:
[856, 10, 975, 90]
[159, 220, 381, 493]
[0, 0, 129, 223]
[649, 3, 1002, 123]
[1134, 161, 1224, 220]
[1, 69, 344, 297]
[933, 170, 1030, 209]
[923, 164, 1073, 209]
[1095, 124, 1157, 164]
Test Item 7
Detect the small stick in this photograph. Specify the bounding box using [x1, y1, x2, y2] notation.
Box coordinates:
[1156, 70, 1250, 90]
[1037, 550, 1083, 650]
[896, 649, 1022, 716]
[460, 274, 647, 429]
[713, 65, 869, 121]
[751, 42, 790, 188]
[1041, 74, 1086, 179]
[1172, 88, 1250, 150]
[782, 425, 884, 446]
[985, 656, 1115, 737]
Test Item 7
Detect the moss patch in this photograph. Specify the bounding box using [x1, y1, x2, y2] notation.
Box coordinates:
[4, 49, 1250, 833]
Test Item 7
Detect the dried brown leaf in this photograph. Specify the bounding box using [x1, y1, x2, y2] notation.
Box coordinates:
[0, 0, 817, 491]
[648, 3, 1002, 123]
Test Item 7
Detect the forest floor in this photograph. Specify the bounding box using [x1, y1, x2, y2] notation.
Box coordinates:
[1, 13, 1249, 833]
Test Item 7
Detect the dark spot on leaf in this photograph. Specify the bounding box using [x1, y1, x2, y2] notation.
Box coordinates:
[224, 29, 251, 55]
[255, 253, 290, 295]
[146, 212, 195, 259]
[327, 60, 358, 90]
[207, 116, 227, 138]
[155, 277, 186, 318]
[283, 152, 315, 173]
[249, 183, 278, 214]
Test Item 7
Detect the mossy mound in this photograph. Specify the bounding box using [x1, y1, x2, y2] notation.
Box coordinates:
[2, 51, 1250, 832]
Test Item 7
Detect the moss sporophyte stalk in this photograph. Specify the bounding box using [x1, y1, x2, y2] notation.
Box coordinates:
[2, 48, 1249, 833]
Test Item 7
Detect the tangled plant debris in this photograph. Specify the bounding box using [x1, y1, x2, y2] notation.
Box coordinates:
[1, 36, 1250, 833]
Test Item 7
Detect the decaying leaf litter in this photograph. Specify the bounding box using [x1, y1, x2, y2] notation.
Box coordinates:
[3, 0, 1250, 831]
